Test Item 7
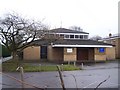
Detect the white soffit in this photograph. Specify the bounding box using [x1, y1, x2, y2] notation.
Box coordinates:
[52, 45, 113, 48]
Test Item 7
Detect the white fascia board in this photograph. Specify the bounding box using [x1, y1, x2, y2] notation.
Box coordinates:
[52, 45, 113, 48]
[50, 33, 89, 35]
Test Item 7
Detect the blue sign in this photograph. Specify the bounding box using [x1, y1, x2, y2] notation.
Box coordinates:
[99, 48, 105, 53]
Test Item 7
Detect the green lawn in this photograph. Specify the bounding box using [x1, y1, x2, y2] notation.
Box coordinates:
[2, 60, 80, 72]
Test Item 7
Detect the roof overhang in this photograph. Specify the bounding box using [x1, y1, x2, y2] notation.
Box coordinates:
[52, 44, 113, 48]
[50, 33, 89, 35]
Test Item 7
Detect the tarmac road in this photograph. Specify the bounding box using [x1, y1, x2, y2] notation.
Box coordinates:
[2, 61, 119, 89]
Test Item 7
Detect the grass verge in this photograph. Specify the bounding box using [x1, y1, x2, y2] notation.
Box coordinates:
[2, 60, 80, 72]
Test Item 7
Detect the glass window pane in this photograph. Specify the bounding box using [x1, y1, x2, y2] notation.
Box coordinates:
[75, 35, 79, 38]
[70, 35, 74, 38]
[60, 34, 64, 37]
[65, 35, 69, 38]
[80, 35, 83, 39]
[84, 35, 88, 39]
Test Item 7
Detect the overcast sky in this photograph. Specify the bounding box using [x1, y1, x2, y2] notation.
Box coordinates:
[0, 0, 119, 37]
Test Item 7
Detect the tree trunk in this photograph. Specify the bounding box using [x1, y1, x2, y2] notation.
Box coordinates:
[12, 51, 20, 67]
[12, 51, 17, 60]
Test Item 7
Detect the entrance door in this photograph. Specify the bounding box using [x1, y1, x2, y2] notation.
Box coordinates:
[77, 48, 88, 61]
[41, 46, 47, 59]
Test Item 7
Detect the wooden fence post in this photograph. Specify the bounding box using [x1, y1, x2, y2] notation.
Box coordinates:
[20, 67, 24, 89]
[61, 64, 63, 71]
[81, 63, 84, 69]
[74, 61, 76, 66]
[16, 67, 24, 89]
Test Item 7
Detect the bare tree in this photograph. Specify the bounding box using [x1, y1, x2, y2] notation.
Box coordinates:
[69, 26, 83, 31]
[0, 13, 48, 61]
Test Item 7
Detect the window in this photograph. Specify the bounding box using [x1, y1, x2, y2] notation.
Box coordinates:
[84, 35, 88, 39]
[70, 35, 74, 38]
[75, 35, 79, 38]
[65, 35, 69, 39]
[60, 34, 64, 37]
[80, 35, 83, 39]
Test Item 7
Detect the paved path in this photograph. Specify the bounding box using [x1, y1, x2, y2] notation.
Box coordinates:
[82, 61, 119, 70]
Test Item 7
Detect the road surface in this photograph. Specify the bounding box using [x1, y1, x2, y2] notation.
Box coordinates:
[2, 61, 119, 89]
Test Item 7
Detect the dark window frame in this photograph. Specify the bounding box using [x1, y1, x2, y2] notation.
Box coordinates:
[80, 35, 83, 39]
[70, 35, 74, 38]
[64, 35, 69, 39]
[75, 35, 79, 38]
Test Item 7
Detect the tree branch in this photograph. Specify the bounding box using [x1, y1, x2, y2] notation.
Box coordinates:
[0, 13, 48, 60]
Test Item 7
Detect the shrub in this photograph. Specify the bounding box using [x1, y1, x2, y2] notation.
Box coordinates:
[2, 45, 11, 57]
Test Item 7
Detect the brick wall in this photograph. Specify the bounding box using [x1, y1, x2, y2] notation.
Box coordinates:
[116, 38, 120, 58]
[64, 48, 77, 61]
[47, 46, 63, 62]
[94, 48, 106, 61]
[106, 47, 115, 60]
[23, 46, 40, 60]
[103, 38, 120, 59]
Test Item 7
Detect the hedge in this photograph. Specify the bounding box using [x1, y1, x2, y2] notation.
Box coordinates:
[0, 44, 11, 57]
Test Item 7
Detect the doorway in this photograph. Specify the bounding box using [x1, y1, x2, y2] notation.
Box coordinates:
[41, 46, 47, 59]
[77, 48, 88, 61]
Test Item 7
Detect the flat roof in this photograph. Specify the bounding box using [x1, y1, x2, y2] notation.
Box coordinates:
[52, 45, 112, 48]
[52, 39, 113, 47]
[32, 39, 113, 48]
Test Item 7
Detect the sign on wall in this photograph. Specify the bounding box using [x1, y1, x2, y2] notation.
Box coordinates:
[99, 48, 105, 53]
[67, 48, 73, 53]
